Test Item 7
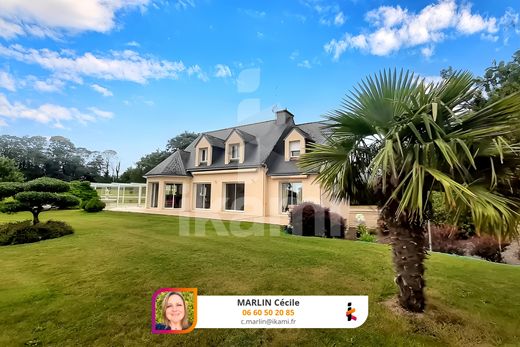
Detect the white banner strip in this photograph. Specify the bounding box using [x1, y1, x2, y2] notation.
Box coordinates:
[196, 296, 368, 328]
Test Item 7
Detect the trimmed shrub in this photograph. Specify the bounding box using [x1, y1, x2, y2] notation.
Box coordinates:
[84, 198, 106, 212]
[69, 181, 98, 208]
[290, 202, 345, 238]
[470, 236, 509, 263]
[0, 220, 74, 246]
[53, 194, 81, 209]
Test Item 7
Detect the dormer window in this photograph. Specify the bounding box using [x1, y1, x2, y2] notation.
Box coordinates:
[229, 144, 239, 161]
[199, 148, 208, 165]
[289, 141, 300, 158]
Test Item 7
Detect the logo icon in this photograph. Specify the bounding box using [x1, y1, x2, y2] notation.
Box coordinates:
[346, 302, 357, 321]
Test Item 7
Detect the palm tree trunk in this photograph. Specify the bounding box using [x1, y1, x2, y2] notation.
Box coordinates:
[389, 218, 427, 312]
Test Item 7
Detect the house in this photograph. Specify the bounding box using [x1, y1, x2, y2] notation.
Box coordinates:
[144, 110, 378, 226]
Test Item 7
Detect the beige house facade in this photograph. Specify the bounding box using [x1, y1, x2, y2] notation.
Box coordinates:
[145, 110, 378, 227]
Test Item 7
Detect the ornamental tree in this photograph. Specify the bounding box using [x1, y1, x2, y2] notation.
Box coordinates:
[1, 177, 80, 225]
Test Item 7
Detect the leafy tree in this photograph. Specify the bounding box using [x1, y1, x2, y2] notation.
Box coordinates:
[166, 131, 199, 151]
[120, 150, 170, 183]
[300, 70, 520, 312]
[479, 50, 520, 106]
[0, 156, 24, 182]
[2, 178, 80, 225]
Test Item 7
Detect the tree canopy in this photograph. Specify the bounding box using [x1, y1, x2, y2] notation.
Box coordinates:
[0, 156, 24, 182]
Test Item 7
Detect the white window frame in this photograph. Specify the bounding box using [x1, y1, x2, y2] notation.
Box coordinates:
[194, 183, 211, 209]
[164, 183, 183, 209]
[224, 182, 245, 212]
[280, 182, 302, 213]
[229, 143, 240, 161]
[199, 148, 208, 165]
[289, 141, 301, 158]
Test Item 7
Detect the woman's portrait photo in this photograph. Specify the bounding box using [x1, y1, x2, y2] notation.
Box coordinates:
[152, 288, 197, 334]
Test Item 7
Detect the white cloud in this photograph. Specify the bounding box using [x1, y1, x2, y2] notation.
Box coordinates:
[0, 118, 7, 127]
[0, 93, 111, 127]
[126, 41, 140, 47]
[297, 60, 312, 69]
[0, 71, 16, 91]
[187, 65, 209, 82]
[289, 50, 299, 61]
[91, 83, 113, 96]
[456, 5, 497, 34]
[175, 0, 195, 10]
[88, 107, 113, 119]
[0, 0, 150, 40]
[302, 1, 344, 26]
[421, 46, 435, 58]
[0, 44, 186, 84]
[215, 64, 232, 78]
[333, 12, 345, 26]
[33, 78, 65, 92]
[325, 0, 505, 59]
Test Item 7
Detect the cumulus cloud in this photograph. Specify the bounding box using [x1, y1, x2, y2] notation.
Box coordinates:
[324, 0, 507, 59]
[0, 0, 150, 40]
[88, 107, 114, 119]
[91, 83, 113, 96]
[0, 44, 186, 84]
[0, 93, 111, 128]
[297, 60, 312, 69]
[214, 64, 232, 78]
[126, 41, 140, 47]
[0, 71, 16, 91]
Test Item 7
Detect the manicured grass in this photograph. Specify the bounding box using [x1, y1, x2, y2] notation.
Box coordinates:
[0, 211, 519, 346]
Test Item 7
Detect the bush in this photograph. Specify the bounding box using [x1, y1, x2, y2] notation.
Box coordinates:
[0, 220, 74, 246]
[69, 181, 98, 207]
[358, 231, 376, 243]
[430, 224, 465, 256]
[290, 202, 345, 238]
[83, 198, 106, 212]
[430, 192, 475, 238]
[470, 236, 509, 263]
[53, 194, 81, 209]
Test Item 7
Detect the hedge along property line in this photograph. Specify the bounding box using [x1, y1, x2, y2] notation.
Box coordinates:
[289, 202, 346, 238]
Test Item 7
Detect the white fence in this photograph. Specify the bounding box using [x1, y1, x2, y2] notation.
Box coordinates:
[91, 183, 147, 207]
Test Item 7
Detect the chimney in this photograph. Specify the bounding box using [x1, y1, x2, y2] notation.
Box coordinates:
[275, 109, 294, 126]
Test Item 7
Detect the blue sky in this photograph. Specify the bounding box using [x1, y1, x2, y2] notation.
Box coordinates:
[0, 0, 519, 170]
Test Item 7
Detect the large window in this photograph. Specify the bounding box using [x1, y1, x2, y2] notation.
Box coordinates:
[225, 183, 244, 211]
[195, 183, 211, 209]
[150, 183, 159, 208]
[164, 183, 182, 208]
[229, 144, 239, 161]
[289, 141, 301, 158]
[199, 148, 208, 165]
[281, 182, 302, 212]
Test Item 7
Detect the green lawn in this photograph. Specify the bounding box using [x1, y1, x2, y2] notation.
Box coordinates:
[0, 211, 519, 346]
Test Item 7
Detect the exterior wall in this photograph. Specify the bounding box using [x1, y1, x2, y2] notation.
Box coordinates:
[284, 130, 306, 161]
[191, 168, 265, 216]
[224, 131, 245, 164]
[194, 137, 212, 166]
[265, 174, 321, 217]
[146, 176, 192, 211]
[146, 170, 380, 228]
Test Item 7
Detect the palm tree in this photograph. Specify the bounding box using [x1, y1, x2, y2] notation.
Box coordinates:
[300, 70, 520, 312]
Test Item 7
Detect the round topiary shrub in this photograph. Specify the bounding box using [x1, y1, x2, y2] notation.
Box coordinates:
[83, 198, 106, 212]
[0, 220, 74, 246]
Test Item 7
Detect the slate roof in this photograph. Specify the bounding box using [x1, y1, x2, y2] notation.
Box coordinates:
[144, 117, 329, 177]
[145, 149, 189, 176]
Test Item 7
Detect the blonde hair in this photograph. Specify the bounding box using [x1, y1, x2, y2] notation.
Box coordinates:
[161, 292, 189, 329]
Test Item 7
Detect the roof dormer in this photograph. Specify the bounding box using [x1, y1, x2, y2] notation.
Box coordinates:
[193, 134, 225, 166]
[283, 128, 310, 161]
[224, 129, 256, 164]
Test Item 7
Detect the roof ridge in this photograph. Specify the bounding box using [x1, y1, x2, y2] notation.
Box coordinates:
[202, 119, 276, 135]
[296, 120, 328, 126]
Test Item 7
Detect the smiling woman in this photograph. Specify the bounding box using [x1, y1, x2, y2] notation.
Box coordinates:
[155, 291, 193, 331]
